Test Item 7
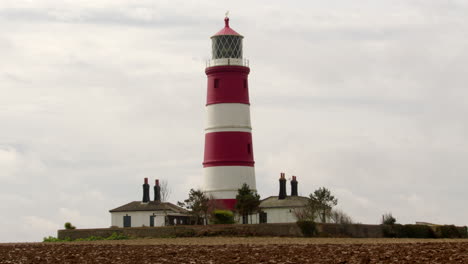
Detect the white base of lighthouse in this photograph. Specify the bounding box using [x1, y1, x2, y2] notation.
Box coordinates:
[203, 166, 256, 199]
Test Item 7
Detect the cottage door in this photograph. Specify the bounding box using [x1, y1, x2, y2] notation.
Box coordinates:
[150, 215, 155, 227]
[123, 215, 131, 227]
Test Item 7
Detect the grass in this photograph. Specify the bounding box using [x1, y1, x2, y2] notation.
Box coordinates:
[43, 232, 129, 242]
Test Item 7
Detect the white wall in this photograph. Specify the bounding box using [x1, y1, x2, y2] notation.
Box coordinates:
[261, 208, 298, 223]
[111, 211, 173, 227]
[235, 208, 298, 224]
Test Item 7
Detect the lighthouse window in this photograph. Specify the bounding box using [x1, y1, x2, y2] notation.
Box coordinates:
[243, 79, 247, 89]
[247, 143, 251, 154]
[214, 78, 219, 88]
[212, 35, 243, 59]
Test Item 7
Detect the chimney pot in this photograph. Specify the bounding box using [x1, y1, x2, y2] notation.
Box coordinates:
[291, 176, 298, 196]
[154, 179, 161, 202]
[142, 178, 150, 203]
[278, 173, 287, 199]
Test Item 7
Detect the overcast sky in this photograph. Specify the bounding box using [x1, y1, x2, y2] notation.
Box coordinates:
[1, 0, 467, 242]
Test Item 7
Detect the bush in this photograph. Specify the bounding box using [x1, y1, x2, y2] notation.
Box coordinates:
[433, 225, 468, 238]
[211, 210, 235, 224]
[297, 220, 316, 237]
[64, 222, 76, 230]
[381, 213, 396, 225]
[43, 236, 72, 242]
[402, 225, 434, 238]
[383, 224, 435, 238]
[43, 232, 129, 242]
[106, 232, 129, 240]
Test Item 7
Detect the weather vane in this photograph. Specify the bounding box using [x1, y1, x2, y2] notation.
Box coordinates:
[225, 11, 229, 18]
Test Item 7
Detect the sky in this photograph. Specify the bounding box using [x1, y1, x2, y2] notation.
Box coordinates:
[1, 0, 467, 242]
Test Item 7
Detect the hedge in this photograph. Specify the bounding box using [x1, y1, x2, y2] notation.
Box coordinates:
[296, 221, 316, 237]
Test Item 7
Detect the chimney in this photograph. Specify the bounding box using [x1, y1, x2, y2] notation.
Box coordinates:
[142, 178, 150, 203]
[154, 179, 161, 202]
[291, 176, 298, 196]
[278, 172, 287, 200]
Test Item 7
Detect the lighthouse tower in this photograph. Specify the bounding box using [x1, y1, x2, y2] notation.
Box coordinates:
[203, 16, 256, 209]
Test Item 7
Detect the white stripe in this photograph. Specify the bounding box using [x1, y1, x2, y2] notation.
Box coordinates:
[203, 166, 256, 200]
[205, 127, 252, 133]
[205, 103, 251, 132]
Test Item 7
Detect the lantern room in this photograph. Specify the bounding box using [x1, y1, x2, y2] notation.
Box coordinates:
[207, 17, 249, 67]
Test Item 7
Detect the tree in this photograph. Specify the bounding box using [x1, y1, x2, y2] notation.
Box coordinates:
[235, 183, 261, 224]
[177, 189, 210, 225]
[64, 222, 76, 230]
[159, 179, 171, 202]
[309, 187, 338, 223]
[330, 209, 353, 224]
[382, 213, 396, 225]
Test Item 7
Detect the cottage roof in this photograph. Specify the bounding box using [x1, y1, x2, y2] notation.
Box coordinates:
[259, 196, 309, 209]
[109, 201, 189, 214]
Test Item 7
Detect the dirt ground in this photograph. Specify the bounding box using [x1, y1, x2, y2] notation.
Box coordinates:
[1, 237, 467, 263]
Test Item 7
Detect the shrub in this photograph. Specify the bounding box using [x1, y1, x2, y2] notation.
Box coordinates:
[402, 225, 435, 238]
[382, 224, 402, 238]
[43, 236, 72, 242]
[211, 210, 235, 224]
[106, 232, 129, 240]
[381, 213, 396, 225]
[382, 224, 434, 238]
[433, 225, 468, 238]
[43, 232, 129, 242]
[64, 222, 76, 230]
[297, 220, 316, 237]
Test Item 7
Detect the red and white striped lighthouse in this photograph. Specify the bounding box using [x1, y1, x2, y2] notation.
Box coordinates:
[203, 16, 256, 210]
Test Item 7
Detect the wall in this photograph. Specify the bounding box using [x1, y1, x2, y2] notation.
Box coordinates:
[111, 211, 166, 228]
[58, 223, 384, 240]
[261, 208, 298, 223]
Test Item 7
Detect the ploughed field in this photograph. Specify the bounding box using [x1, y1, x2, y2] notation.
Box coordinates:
[1, 237, 467, 263]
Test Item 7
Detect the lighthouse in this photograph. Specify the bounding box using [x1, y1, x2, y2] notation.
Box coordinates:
[203, 16, 256, 209]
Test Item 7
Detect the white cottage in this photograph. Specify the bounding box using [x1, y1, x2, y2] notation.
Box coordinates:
[109, 178, 190, 227]
[240, 174, 311, 224]
[257, 195, 309, 224]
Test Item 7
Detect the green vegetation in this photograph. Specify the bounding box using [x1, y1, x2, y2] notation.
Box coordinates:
[64, 222, 76, 230]
[211, 210, 235, 224]
[433, 225, 468, 238]
[381, 213, 396, 225]
[43, 236, 72, 242]
[296, 220, 316, 237]
[43, 232, 129, 242]
[382, 224, 468, 238]
[235, 183, 261, 224]
[177, 189, 210, 225]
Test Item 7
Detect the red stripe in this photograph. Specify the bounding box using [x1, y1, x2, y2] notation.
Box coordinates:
[203, 131, 254, 167]
[206, 66, 250, 105]
[210, 199, 237, 210]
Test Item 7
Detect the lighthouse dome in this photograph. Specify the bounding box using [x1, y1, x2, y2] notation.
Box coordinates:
[212, 17, 243, 37]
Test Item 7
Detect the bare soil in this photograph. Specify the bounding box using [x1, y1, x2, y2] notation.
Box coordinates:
[1, 237, 467, 263]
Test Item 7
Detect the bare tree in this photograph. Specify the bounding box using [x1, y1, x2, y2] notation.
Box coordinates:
[330, 209, 353, 224]
[292, 205, 320, 222]
[159, 179, 171, 202]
